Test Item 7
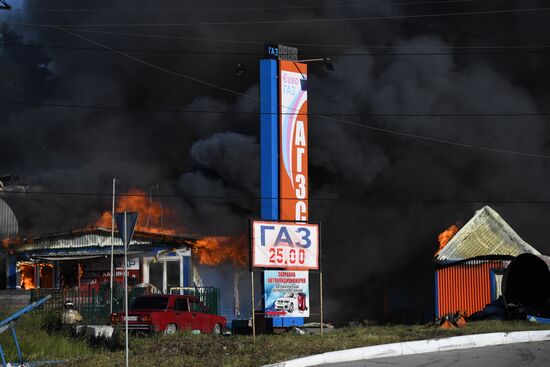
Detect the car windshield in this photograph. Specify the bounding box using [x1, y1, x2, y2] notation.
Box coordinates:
[130, 296, 169, 310]
[283, 293, 295, 298]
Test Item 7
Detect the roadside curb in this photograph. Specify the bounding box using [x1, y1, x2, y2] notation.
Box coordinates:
[264, 330, 550, 367]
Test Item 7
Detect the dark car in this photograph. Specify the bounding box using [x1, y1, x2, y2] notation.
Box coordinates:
[110, 294, 226, 334]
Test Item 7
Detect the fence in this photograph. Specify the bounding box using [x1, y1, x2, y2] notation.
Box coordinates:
[169, 287, 220, 315]
[31, 286, 220, 325]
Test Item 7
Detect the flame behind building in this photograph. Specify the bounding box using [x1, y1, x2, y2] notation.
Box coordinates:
[193, 235, 248, 267]
[94, 188, 178, 235]
[436, 224, 459, 255]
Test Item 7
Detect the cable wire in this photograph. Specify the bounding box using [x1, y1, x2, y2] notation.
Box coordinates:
[5, 41, 550, 56]
[3, 189, 550, 205]
[1, 100, 549, 117]
[13, 6, 550, 27]
[4, 189, 550, 204]
[11, 26, 550, 161]
[5, 0, 478, 13]
[40, 27, 550, 50]
[52, 26, 258, 102]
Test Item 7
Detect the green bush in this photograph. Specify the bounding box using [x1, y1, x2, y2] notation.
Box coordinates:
[40, 310, 63, 333]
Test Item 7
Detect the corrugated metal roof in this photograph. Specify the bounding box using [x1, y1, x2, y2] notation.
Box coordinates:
[435, 206, 540, 265]
[7, 227, 200, 252]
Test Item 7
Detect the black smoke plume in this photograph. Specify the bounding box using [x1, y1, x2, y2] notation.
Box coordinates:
[1, 0, 550, 321]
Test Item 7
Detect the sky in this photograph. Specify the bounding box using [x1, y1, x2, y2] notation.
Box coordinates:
[1, 0, 550, 320]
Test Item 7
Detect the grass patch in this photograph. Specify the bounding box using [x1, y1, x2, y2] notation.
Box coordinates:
[2, 311, 549, 367]
[65, 320, 550, 367]
[0, 310, 95, 363]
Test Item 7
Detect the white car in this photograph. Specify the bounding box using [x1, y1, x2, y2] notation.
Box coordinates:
[275, 293, 298, 313]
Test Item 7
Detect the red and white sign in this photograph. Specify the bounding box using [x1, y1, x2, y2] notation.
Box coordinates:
[279, 60, 308, 222]
[252, 220, 319, 270]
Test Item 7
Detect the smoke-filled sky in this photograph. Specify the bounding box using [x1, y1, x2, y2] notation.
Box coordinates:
[2, 0, 550, 320]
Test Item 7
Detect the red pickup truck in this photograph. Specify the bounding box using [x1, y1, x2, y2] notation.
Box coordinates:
[110, 294, 226, 334]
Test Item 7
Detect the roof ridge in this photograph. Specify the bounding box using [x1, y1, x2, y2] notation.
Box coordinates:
[435, 206, 540, 264]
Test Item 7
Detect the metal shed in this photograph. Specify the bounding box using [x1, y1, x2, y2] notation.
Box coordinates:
[434, 206, 540, 318]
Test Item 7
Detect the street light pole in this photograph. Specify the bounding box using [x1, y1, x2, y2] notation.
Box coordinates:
[110, 178, 117, 313]
[124, 211, 129, 367]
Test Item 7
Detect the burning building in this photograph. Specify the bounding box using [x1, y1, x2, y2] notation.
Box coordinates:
[1, 190, 253, 323]
[4, 227, 198, 291]
[3, 227, 252, 322]
[434, 206, 541, 318]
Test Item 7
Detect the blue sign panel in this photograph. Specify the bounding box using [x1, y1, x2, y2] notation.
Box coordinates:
[260, 59, 279, 221]
[114, 211, 139, 246]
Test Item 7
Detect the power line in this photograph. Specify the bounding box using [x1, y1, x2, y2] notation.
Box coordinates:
[5, 41, 550, 56]
[53, 26, 258, 102]
[5, 0, 478, 13]
[12, 27, 550, 161]
[42, 27, 550, 50]
[1, 100, 549, 117]
[3, 189, 550, 204]
[316, 114, 550, 160]
[3, 98, 550, 160]
[13, 6, 550, 27]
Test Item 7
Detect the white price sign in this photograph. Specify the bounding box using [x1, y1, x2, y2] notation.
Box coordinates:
[252, 220, 319, 270]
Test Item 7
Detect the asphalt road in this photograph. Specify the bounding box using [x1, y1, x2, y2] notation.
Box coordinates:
[321, 341, 550, 367]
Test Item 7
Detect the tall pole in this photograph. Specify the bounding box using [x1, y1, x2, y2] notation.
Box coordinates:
[124, 211, 129, 367]
[320, 270, 324, 336]
[110, 178, 116, 313]
[251, 270, 256, 342]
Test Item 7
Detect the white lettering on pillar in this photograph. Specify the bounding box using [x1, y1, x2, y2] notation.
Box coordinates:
[295, 174, 306, 199]
[295, 121, 306, 147]
[295, 201, 307, 221]
[296, 147, 305, 173]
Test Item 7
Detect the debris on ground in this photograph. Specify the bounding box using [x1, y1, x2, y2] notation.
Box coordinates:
[303, 322, 335, 335]
[527, 315, 550, 324]
[74, 325, 114, 338]
[468, 297, 509, 321]
[285, 326, 307, 334]
[284, 323, 335, 335]
[433, 312, 467, 329]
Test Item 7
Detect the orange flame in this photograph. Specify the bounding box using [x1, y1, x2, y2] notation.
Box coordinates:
[19, 264, 36, 289]
[2, 236, 20, 252]
[193, 235, 248, 267]
[436, 224, 459, 254]
[94, 188, 247, 267]
[94, 188, 181, 235]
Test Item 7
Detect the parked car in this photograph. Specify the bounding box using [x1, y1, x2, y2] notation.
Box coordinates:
[110, 294, 226, 334]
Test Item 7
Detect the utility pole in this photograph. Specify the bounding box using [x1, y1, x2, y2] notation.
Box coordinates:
[0, 1, 11, 10]
[110, 178, 117, 313]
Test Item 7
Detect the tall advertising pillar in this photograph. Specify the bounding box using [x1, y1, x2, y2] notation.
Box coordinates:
[258, 45, 307, 329]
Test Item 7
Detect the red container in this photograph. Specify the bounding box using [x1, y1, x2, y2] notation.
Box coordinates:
[435, 260, 505, 318]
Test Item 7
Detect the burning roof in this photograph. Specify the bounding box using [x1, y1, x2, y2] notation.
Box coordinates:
[2, 188, 249, 267]
[435, 206, 540, 265]
[5, 227, 200, 255]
